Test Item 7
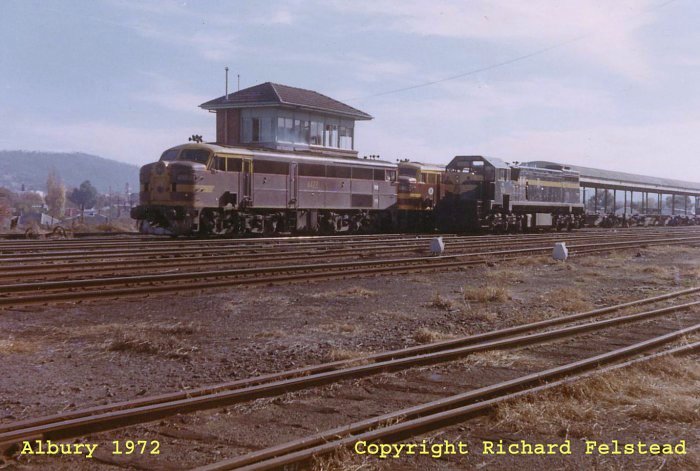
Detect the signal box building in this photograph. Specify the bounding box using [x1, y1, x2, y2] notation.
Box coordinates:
[200, 82, 372, 158]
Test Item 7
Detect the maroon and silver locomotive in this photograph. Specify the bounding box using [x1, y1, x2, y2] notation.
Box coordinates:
[131, 143, 398, 235]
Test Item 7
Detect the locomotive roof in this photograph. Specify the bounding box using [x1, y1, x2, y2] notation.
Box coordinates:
[398, 161, 446, 172]
[447, 155, 509, 170]
[200, 82, 372, 120]
[526, 160, 700, 193]
[167, 143, 396, 169]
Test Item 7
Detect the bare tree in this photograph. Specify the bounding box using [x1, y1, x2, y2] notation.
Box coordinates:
[45, 169, 66, 218]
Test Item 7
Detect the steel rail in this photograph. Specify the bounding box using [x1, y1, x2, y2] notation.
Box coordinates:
[1, 286, 697, 437]
[1, 226, 681, 250]
[0, 236, 700, 294]
[1, 227, 696, 259]
[1, 300, 697, 449]
[197, 329, 700, 471]
[0, 231, 682, 282]
[0, 230, 668, 263]
[1, 238, 699, 309]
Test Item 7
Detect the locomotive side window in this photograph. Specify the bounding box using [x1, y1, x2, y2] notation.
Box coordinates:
[213, 157, 226, 171]
[327, 165, 351, 178]
[373, 169, 386, 181]
[352, 167, 373, 180]
[386, 170, 397, 182]
[226, 158, 243, 172]
[255, 160, 288, 175]
[299, 163, 325, 177]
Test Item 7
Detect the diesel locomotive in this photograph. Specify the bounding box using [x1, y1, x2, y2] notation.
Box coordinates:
[131, 143, 399, 236]
[435, 156, 585, 232]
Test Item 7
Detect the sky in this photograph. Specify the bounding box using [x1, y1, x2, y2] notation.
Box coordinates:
[1, 0, 699, 181]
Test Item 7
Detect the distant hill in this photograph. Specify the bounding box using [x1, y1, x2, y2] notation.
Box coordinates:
[0, 151, 139, 193]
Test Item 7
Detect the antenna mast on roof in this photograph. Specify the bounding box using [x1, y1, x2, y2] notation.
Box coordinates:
[237, 74, 240, 91]
[225, 67, 229, 100]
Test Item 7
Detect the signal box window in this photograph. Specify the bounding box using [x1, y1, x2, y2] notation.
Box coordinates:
[339, 126, 353, 149]
[278, 117, 294, 142]
[251, 118, 261, 142]
[310, 121, 323, 145]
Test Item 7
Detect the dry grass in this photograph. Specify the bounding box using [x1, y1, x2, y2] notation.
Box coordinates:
[252, 329, 286, 339]
[413, 327, 451, 344]
[461, 350, 536, 368]
[428, 292, 457, 311]
[463, 286, 510, 303]
[548, 287, 593, 312]
[311, 286, 378, 300]
[494, 355, 700, 437]
[324, 348, 365, 362]
[312, 446, 375, 471]
[88, 321, 201, 359]
[640, 265, 674, 279]
[56, 321, 200, 338]
[461, 307, 499, 323]
[485, 268, 524, 283]
[316, 322, 357, 334]
[514, 255, 553, 266]
[0, 338, 35, 354]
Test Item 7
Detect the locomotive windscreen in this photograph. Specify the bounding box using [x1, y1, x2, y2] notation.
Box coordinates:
[179, 149, 211, 164]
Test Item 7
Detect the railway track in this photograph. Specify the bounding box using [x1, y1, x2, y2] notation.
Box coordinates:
[0, 227, 697, 264]
[0, 231, 699, 308]
[198, 334, 699, 471]
[0, 230, 692, 283]
[1, 286, 698, 454]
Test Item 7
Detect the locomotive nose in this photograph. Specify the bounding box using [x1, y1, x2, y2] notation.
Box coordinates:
[155, 161, 167, 175]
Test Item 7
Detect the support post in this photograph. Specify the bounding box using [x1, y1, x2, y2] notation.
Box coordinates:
[594, 187, 598, 213]
[672, 194, 675, 215]
[604, 189, 608, 213]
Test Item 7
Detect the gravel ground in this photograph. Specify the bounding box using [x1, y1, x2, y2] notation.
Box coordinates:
[1, 243, 699, 470]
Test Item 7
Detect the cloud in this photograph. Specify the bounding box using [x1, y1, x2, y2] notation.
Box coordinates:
[477, 120, 700, 182]
[331, 0, 658, 79]
[125, 18, 240, 61]
[131, 72, 211, 113]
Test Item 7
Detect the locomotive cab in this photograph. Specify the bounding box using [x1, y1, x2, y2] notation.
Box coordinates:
[395, 160, 445, 231]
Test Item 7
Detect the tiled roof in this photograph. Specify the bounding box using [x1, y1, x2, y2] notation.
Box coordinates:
[200, 82, 372, 120]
